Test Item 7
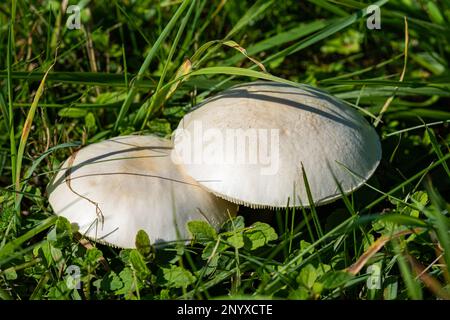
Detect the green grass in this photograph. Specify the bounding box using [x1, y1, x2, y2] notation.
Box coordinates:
[0, 0, 449, 300]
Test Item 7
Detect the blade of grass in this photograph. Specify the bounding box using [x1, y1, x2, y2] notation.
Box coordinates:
[138, 39, 269, 125]
[137, 0, 196, 129]
[301, 164, 323, 238]
[288, 188, 296, 254]
[0, 288, 13, 300]
[263, 215, 359, 293]
[319, 53, 403, 83]
[347, 228, 422, 275]
[0, 216, 58, 262]
[350, 152, 450, 212]
[7, 22, 17, 193]
[14, 142, 80, 207]
[424, 178, 450, 275]
[14, 61, 55, 210]
[196, 0, 226, 39]
[226, 0, 274, 40]
[194, 0, 275, 67]
[195, 0, 389, 99]
[374, 17, 409, 127]
[183, 66, 300, 85]
[175, 0, 207, 63]
[262, 0, 389, 65]
[29, 272, 51, 300]
[385, 120, 450, 137]
[0, 91, 9, 132]
[115, 6, 129, 90]
[308, 0, 349, 16]
[392, 239, 423, 299]
[425, 127, 450, 179]
[0, 71, 152, 88]
[407, 254, 450, 300]
[113, 0, 192, 132]
[327, 163, 370, 257]
[113, 0, 152, 45]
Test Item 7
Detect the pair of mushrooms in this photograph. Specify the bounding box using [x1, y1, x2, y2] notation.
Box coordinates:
[48, 81, 381, 248]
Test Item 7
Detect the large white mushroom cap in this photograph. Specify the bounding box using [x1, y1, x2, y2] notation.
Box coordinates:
[48, 135, 237, 248]
[173, 81, 381, 208]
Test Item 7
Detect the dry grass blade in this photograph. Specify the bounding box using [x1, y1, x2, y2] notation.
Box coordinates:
[222, 40, 267, 72]
[165, 58, 192, 101]
[347, 228, 422, 275]
[407, 254, 450, 300]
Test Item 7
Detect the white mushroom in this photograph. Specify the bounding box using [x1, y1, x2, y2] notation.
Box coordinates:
[48, 135, 237, 248]
[173, 81, 381, 208]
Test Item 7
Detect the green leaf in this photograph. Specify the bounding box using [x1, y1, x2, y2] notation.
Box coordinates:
[47, 281, 71, 300]
[320, 29, 363, 55]
[114, 267, 136, 296]
[53, 217, 73, 246]
[288, 286, 310, 300]
[0, 216, 57, 264]
[221, 216, 245, 232]
[50, 246, 64, 270]
[135, 230, 152, 257]
[244, 222, 278, 250]
[58, 108, 88, 118]
[201, 241, 229, 260]
[203, 254, 220, 277]
[119, 249, 132, 265]
[297, 264, 318, 289]
[39, 241, 53, 267]
[129, 249, 151, 278]
[160, 289, 171, 300]
[200, 241, 227, 276]
[227, 233, 244, 249]
[312, 282, 324, 295]
[375, 213, 428, 229]
[4, 268, 17, 280]
[300, 240, 315, 254]
[85, 248, 103, 266]
[146, 118, 172, 136]
[321, 271, 354, 289]
[187, 220, 217, 244]
[162, 265, 196, 289]
[409, 191, 429, 218]
[102, 271, 123, 291]
[84, 112, 97, 131]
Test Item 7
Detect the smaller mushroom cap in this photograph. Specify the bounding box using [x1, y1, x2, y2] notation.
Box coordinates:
[173, 81, 381, 208]
[48, 135, 237, 248]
